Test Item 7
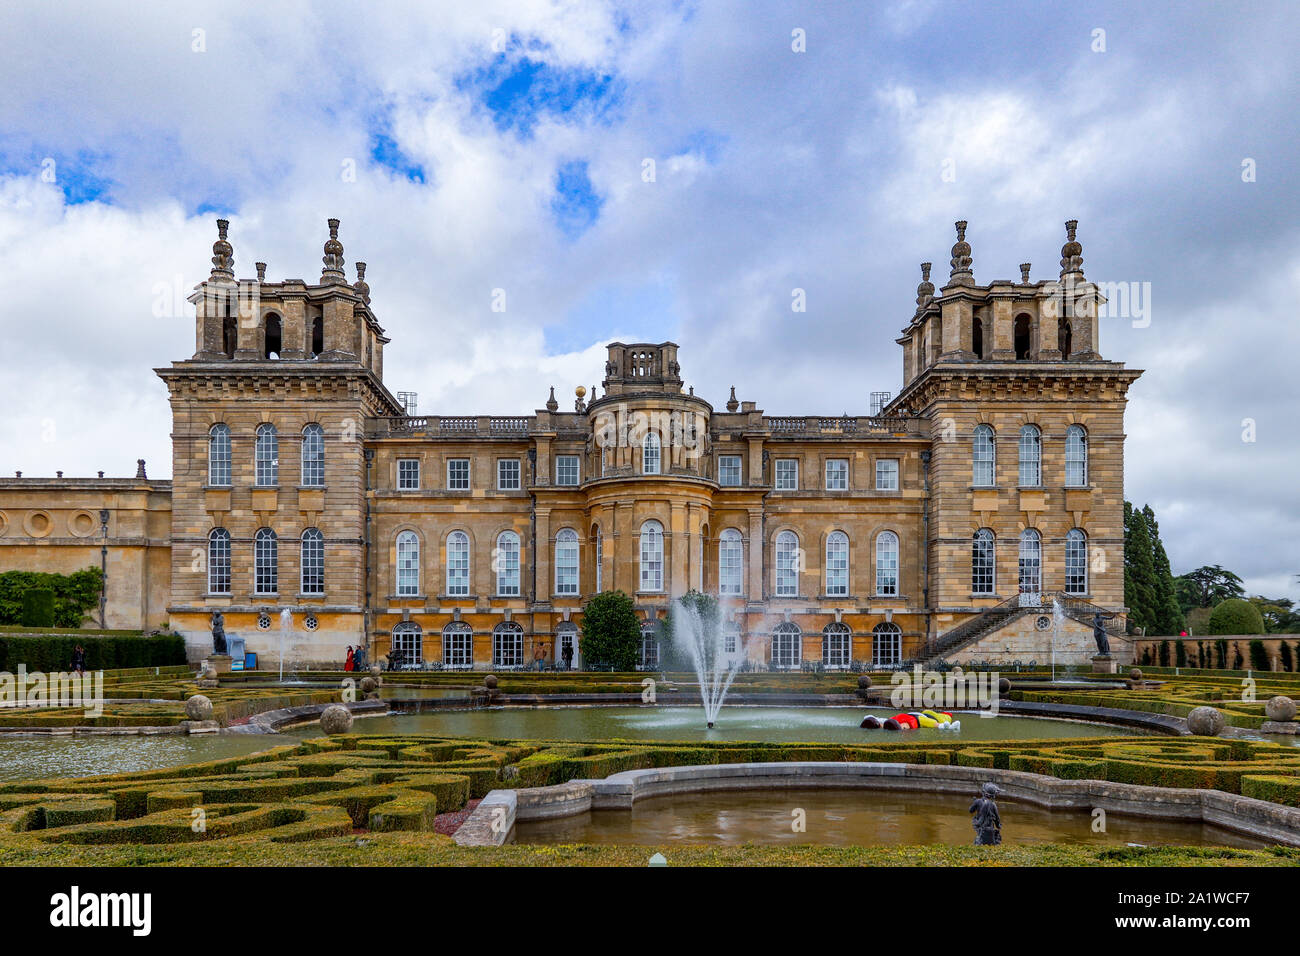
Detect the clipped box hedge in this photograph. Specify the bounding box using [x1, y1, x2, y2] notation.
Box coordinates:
[0, 633, 186, 672]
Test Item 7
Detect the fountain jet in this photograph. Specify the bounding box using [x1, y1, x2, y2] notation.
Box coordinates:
[674, 600, 743, 729]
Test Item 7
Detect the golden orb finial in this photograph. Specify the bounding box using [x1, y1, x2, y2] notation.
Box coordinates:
[575, 385, 587, 399]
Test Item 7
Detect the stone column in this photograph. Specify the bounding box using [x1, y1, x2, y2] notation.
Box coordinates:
[747, 510, 764, 600]
[669, 502, 688, 596]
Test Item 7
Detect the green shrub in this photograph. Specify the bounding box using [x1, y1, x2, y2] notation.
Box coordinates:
[0, 568, 103, 628]
[1175, 642, 1187, 667]
[1215, 640, 1228, 669]
[0, 634, 185, 672]
[19, 589, 56, 628]
[1158, 641, 1171, 667]
[579, 591, 642, 671]
[1283, 643, 1295, 672]
[1209, 598, 1265, 636]
[1250, 640, 1270, 672]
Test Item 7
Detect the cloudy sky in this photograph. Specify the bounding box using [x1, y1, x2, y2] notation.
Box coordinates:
[0, 0, 1295, 599]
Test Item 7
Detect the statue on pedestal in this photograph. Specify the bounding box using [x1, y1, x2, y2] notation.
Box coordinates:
[211, 611, 228, 655]
[1092, 611, 1112, 657]
[970, 782, 1002, 846]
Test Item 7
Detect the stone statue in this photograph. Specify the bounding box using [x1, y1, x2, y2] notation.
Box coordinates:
[1092, 611, 1111, 656]
[210, 611, 227, 655]
[969, 782, 1002, 846]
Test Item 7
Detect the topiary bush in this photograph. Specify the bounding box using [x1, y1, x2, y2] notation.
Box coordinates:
[1282, 642, 1295, 673]
[1250, 640, 1270, 672]
[1208, 598, 1265, 636]
[579, 590, 642, 671]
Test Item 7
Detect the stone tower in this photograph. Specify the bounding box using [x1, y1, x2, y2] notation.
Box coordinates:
[156, 219, 404, 663]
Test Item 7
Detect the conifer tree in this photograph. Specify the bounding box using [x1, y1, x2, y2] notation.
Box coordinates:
[1124, 501, 1157, 634]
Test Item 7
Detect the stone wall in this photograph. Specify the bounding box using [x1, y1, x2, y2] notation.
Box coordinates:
[944, 609, 1133, 666]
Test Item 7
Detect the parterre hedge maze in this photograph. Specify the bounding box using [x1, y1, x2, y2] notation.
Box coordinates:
[3, 734, 1300, 849]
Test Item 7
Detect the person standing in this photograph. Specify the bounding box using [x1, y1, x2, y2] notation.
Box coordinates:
[533, 641, 546, 671]
[561, 640, 574, 672]
[345, 646, 355, 672]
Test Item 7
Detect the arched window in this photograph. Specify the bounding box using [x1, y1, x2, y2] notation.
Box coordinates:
[496, 531, 521, 596]
[255, 423, 279, 486]
[1014, 314, 1032, 360]
[1018, 528, 1041, 597]
[718, 529, 744, 596]
[493, 622, 524, 668]
[445, 531, 469, 596]
[1065, 529, 1088, 595]
[972, 424, 995, 487]
[772, 622, 802, 669]
[872, 622, 902, 667]
[392, 621, 423, 666]
[875, 531, 899, 596]
[822, 622, 851, 669]
[555, 529, 579, 595]
[639, 622, 660, 669]
[310, 312, 324, 357]
[300, 528, 324, 595]
[442, 621, 472, 669]
[264, 312, 282, 359]
[1018, 424, 1041, 487]
[972, 529, 995, 595]
[825, 531, 849, 597]
[396, 530, 420, 596]
[254, 527, 277, 595]
[972, 314, 984, 359]
[775, 530, 799, 597]
[208, 528, 231, 594]
[1065, 425, 1088, 487]
[300, 424, 325, 487]
[208, 424, 231, 486]
[222, 315, 237, 359]
[1059, 318, 1072, 360]
[642, 431, 661, 475]
[639, 521, 664, 592]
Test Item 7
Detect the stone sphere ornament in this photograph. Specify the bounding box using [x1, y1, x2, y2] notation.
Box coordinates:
[185, 694, 213, 721]
[998, 677, 1011, 695]
[1186, 705, 1226, 736]
[484, 674, 499, 690]
[1265, 696, 1297, 722]
[1129, 668, 1143, 682]
[857, 675, 872, 689]
[320, 704, 354, 735]
[359, 676, 378, 695]
[370, 664, 382, 678]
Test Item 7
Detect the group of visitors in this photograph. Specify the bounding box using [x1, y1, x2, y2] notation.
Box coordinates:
[343, 644, 368, 672]
[531, 641, 575, 671]
[70, 644, 87, 675]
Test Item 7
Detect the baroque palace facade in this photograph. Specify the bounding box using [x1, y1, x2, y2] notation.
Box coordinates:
[0, 218, 1141, 668]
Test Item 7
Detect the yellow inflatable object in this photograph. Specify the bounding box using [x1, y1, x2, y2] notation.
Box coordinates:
[912, 712, 939, 728]
[922, 710, 953, 725]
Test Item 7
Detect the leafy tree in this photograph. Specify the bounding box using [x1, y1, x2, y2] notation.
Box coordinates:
[1249, 596, 1300, 634]
[1249, 640, 1270, 671]
[578, 590, 642, 671]
[1175, 565, 1245, 611]
[1124, 502, 1157, 634]
[1208, 598, 1266, 635]
[1143, 506, 1185, 635]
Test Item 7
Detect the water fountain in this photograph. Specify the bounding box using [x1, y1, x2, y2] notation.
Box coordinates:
[674, 600, 743, 729]
[278, 608, 292, 683]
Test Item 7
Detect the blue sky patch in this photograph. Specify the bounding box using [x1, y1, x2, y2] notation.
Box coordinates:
[458, 54, 622, 137]
[550, 160, 604, 239]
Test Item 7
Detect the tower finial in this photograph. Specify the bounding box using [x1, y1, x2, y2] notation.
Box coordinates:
[354, 261, 370, 303]
[210, 219, 234, 280]
[1059, 219, 1083, 279]
[321, 218, 345, 282]
[255, 261, 267, 282]
[915, 262, 934, 312]
[726, 386, 739, 412]
[545, 386, 558, 412]
[948, 221, 973, 284]
[1019, 262, 1031, 284]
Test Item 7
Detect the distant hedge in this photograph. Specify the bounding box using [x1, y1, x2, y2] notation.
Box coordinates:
[0, 568, 104, 629]
[0, 634, 185, 672]
[1209, 598, 1265, 636]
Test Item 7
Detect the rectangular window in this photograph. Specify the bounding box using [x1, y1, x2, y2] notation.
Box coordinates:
[443, 627, 472, 668]
[775, 459, 798, 490]
[718, 455, 742, 487]
[875, 458, 899, 491]
[555, 455, 580, 486]
[825, 459, 848, 491]
[447, 458, 470, 491]
[397, 458, 420, 490]
[498, 458, 521, 490]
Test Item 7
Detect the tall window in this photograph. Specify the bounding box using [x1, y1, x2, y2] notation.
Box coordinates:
[446, 531, 469, 596]
[447, 458, 470, 490]
[254, 527, 277, 594]
[555, 455, 580, 486]
[300, 527, 324, 594]
[397, 458, 420, 490]
[493, 622, 523, 668]
[775, 459, 798, 490]
[872, 622, 902, 667]
[594, 528, 603, 592]
[971, 529, 995, 595]
[497, 459, 521, 490]
[496, 531, 521, 596]
[1018, 425, 1041, 486]
[822, 622, 851, 669]
[775, 530, 799, 597]
[442, 622, 472, 668]
[396, 530, 420, 596]
[875, 531, 899, 596]
[973, 425, 995, 487]
[772, 622, 801, 669]
[642, 432, 661, 474]
[639, 622, 660, 669]
[555, 529, 579, 595]
[718, 455, 741, 486]
[1065, 425, 1088, 487]
[825, 531, 849, 596]
[208, 424, 231, 486]
[208, 528, 231, 594]
[640, 521, 664, 592]
[300, 424, 325, 487]
[1018, 528, 1041, 595]
[392, 622, 423, 665]
[825, 459, 848, 490]
[1065, 528, 1088, 594]
[875, 459, 899, 491]
[255, 424, 279, 486]
[719, 529, 744, 596]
